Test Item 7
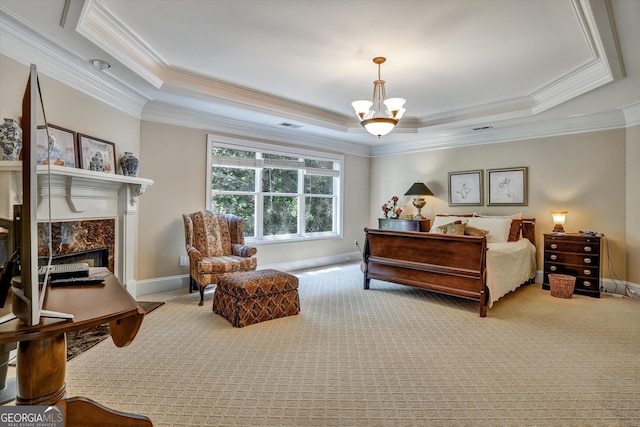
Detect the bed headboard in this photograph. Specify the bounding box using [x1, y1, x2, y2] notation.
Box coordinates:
[521, 218, 536, 246]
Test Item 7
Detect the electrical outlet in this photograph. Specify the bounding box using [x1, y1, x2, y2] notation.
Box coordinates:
[179, 256, 188, 266]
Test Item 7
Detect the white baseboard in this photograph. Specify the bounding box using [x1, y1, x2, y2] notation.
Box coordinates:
[259, 251, 362, 273]
[135, 251, 362, 297]
[135, 274, 190, 297]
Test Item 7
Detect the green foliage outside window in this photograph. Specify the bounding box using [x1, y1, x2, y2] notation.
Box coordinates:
[209, 144, 340, 240]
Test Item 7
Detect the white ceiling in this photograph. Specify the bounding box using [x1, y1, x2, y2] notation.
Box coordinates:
[1, 0, 639, 156]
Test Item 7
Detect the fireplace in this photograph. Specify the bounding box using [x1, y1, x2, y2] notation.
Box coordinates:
[37, 219, 115, 271]
[0, 163, 153, 297]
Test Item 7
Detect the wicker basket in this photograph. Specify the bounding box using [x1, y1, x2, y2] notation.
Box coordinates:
[549, 274, 576, 299]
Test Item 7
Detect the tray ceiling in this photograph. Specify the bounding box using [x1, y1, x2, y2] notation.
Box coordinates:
[1, 0, 638, 156]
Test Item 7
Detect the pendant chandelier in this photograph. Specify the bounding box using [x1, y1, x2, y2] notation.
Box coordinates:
[351, 57, 406, 138]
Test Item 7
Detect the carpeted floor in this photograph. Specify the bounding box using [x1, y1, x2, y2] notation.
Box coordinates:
[66, 301, 164, 360]
[58, 263, 640, 426]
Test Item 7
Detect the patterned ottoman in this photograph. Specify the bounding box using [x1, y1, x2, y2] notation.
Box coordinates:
[212, 269, 300, 327]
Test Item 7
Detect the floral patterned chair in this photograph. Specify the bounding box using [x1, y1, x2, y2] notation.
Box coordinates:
[182, 210, 257, 306]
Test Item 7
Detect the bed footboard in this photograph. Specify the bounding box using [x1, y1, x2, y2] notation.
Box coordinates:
[363, 228, 488, 317]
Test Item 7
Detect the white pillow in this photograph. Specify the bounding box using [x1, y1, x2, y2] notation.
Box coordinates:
[430, 215, 470, 233]
[476, 212, 522, 219]
[466, 217, 512, 242]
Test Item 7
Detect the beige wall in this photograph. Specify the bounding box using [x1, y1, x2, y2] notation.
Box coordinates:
[627, 125, 640, 283]
[137, 121, 371, 280]
[369, 131, 629, 280]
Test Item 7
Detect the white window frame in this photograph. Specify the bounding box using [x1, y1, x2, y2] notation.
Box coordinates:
[206, 135, 344, 244]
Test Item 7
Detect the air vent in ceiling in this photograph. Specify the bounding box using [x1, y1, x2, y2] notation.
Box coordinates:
[472, 126, 493, 131]
[279, 122, 303, 129]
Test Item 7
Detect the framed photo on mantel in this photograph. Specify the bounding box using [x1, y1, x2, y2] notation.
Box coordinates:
[36, 124, 77, 167]
[77, 133, 116, 174]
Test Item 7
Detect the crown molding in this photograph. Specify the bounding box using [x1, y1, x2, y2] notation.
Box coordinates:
[369, 108, 628, 157]
[76, 0, 165, 88]
[623, 103, 640, 127]
[141, 102, 371, 157]
[0, 5, 148, 118]
[159, 67, 351, 131]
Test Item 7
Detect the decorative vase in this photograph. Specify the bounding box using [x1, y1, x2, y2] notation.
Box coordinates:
[89, 151, 104, 172]
[120, 152, 139, 176]
[0, 118, 23, 161]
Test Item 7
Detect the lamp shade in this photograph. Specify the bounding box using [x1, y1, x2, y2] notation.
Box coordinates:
[404, 182, 434, 196]
[362, 118, 397, 137]
[551, 211, 568, 233]
[351, 100, 373, 119]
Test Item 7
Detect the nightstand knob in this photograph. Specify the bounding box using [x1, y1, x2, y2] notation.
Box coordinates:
[584, 246, 592, 252]
[583, 281, 592, 287]
[584, 257, 592, 264]
[550, 266, 557, 272]
[584, 269, 592, 276]
[550, 244, 558, 249]
[550, 255, 557, 260]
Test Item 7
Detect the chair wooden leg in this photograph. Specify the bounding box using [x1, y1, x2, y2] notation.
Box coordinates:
[188, 276, 194, 293]
[199, 284, 205, 306]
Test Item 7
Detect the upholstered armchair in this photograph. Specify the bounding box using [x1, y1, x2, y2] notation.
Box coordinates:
[183, 211, 257, 306]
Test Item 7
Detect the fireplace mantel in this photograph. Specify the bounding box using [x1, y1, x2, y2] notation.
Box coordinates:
[0, 161, 154, 297]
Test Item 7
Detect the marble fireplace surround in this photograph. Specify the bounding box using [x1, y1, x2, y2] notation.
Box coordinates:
[0, 162, 153, 297]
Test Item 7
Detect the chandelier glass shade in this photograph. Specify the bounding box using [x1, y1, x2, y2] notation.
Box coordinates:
[351, 57, 406, 138]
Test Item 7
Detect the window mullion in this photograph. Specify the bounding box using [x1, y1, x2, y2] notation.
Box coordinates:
[255, 166, 264, 239]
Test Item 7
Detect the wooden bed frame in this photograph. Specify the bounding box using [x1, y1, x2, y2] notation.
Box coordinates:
[363, 219, 535, 317]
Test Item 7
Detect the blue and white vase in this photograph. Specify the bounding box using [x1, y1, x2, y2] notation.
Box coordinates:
[0, 118, 23, 161]
[89, 151, 104, 172]
[120, 152, 139, 176]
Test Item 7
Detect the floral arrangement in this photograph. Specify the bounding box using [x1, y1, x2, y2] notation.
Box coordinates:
[381, 196, 403, 219]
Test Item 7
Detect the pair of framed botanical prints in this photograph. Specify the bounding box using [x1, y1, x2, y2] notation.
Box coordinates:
[448, 167, 528, 206]
[35, 124, 116, 173]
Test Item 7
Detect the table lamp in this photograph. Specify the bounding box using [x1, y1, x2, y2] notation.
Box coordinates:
[404, 182, 434, 219]
[551, 211, 568, 233]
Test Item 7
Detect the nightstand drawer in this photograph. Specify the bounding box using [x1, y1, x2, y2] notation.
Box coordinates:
[545, 263, 599, 278]
[544, 252, 599, 266]
[544, 240, 600, 254]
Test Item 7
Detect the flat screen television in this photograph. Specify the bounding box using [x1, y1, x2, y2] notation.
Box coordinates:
[0, 64, 72, 326]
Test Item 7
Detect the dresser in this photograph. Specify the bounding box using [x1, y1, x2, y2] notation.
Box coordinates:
[378, 218, 430, 232]
[543, 233, 601, 298]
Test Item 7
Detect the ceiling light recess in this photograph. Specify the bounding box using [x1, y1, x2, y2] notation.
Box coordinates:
[89, 59, 111, 71]
[351, 57, 405, 139]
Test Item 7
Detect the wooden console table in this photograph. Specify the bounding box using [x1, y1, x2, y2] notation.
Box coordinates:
[0, 268, 151, 426]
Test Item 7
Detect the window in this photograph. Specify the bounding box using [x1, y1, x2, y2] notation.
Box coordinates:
[206, 136, 343, 243]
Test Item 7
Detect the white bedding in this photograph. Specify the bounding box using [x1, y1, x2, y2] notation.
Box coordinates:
[486, 238, 536, 307]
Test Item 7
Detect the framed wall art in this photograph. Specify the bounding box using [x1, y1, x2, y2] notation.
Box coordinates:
[448, 170, 483, 206]
[36, 124, 77, 167]
[487, 167, 528, 206]
[77, 133, 116, 173]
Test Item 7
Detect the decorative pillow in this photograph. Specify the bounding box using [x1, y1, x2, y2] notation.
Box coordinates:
[508, 219, 522, 242]
[438, 222, 466, 235]
[465, 226, 490, 237]
[430, 215, 471, 232]
[466, 217, 512, 243]
[433, 220, 460, 234]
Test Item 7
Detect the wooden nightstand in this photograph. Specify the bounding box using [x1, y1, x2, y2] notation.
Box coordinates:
[543, 233, 602, 298]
